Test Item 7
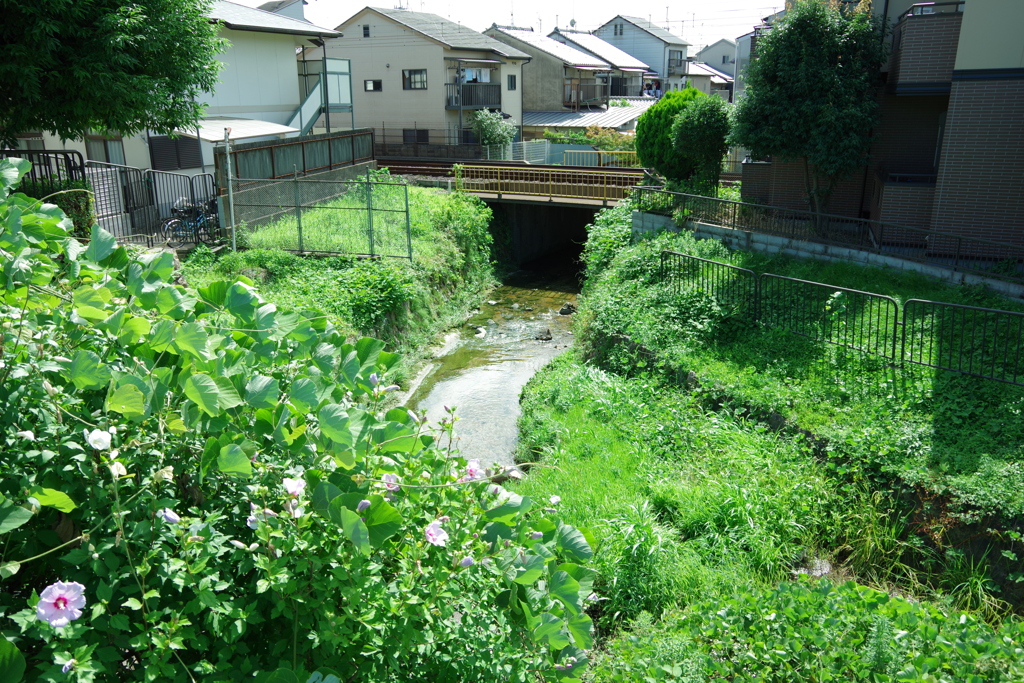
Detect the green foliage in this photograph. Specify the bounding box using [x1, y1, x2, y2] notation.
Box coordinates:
[17, 176, 94, 237]
[471, 110, 518, 147]
[670, 96, 731, 195]
[732, 0, 886, 215]
[593, 580, 1024, 682]
[634, 88, 706, 180]
[0, 158, 595, 681]
[0, 0, 224, 147]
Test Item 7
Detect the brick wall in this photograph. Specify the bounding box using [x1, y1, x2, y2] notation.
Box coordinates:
[740, 162, 770, 203]
[893, 14, 962, 90]
[879, 184, 934, 242]
[931, 78, 1024, 247]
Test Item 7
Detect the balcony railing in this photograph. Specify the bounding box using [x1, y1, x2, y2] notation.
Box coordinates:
[445, 83, 501, 109]
[564, 83, 607, 108]
[904, 1, 965, 17]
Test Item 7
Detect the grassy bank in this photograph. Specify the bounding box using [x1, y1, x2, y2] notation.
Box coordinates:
[184, 182, 497, 377]
[511, 197, 1024, 679]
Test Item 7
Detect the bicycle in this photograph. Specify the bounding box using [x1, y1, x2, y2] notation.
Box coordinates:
[161, 198, 219, 248]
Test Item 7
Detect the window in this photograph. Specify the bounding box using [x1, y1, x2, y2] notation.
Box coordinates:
[507, 74, 517, 90]
[402, 69, 427, 90]
[403, 129, 430, 144]
[148, 135, 202, 171]
[613, 23, 623, 36]
[362, 24, 370, 37]
[85, 134, 125, 165]
[15, 132, 44, 150]
[364, 79, 382, 92]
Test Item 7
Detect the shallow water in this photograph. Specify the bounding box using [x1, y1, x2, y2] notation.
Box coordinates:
[410, 267, 580, 470]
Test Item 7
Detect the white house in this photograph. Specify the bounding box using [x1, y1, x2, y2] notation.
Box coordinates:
[695, 38, 736, 77]
[21, 0, 340, 174]
[593, 16, 691, 92]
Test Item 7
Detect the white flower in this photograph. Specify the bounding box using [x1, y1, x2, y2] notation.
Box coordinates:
[153, 466, 174, 482]
[108, 426, 117, 434]
[229, 540, 247, 550]
[16, 430, 34, 441]
[108, 461, 128, 479]
[85, 428, 111, 450]
[549, 495, 561, 506]
[282, 477, 305, 497]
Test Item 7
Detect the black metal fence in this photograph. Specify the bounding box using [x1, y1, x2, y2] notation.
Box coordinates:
[661, 250, 1024, 386]
[637, 187, 1024, 285]
[85, 161, 218, 245]
[226, 176, 412, 259]
[0, 149, 86, 184]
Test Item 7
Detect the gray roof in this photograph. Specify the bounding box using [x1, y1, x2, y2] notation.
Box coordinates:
[210, 0, 336, 37]
[358, 8, 531, 59]
[549, 29, 649, 71]
[614, 16, 690, 46]
[523, 97, 659, 129]
[258, 0, 303, 13]
[488, 26, 609, 68]
[686, 62, 733, 83]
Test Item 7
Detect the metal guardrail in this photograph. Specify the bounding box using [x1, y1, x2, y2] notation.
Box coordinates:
[459, 165, 643, 202]
[561, 150, 642, 168]
[0, 149, 86, 184]
[660, 250, 1024, 386]
[635, 187, 1024, 285]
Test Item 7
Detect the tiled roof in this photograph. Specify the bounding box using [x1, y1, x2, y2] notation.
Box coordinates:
[210, 0, 336, 36]
[361, 8, 531, 59]
[488, 26, 610, 68]
[522, 97, 659, 129]
[550, 29, 649, 71]
[616, 15, 690, 46]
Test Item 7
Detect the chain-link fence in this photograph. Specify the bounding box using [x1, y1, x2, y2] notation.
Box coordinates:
[226, 176, 411, 259]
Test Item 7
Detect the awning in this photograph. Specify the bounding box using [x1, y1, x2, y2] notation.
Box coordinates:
[445, 58, 504, 64]
[619, 68, 647, 73]
[175, 116, 299, 142]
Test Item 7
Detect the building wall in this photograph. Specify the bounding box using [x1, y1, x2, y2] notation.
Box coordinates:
[878, 184, 934, 230]
[695, 40, 736, 76]
[953, 0, 1024, 71]
[595, 20, 688, 91]
[930, 78, 1024, 244]
[205, 28, 303, 124]
[483, 31, 566, 111]
[890, 13, 962, 92]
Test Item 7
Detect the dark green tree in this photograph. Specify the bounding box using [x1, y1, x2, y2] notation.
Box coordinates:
[0, 0, 224, 148]
[635, 88, 706, 180]
[671, 96, 731, 194]
[732, 0, 886, 217]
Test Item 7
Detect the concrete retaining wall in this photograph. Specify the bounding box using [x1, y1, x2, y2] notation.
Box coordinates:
[631, 211, 1024, 300]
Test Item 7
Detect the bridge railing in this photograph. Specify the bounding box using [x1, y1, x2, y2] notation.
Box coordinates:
[458, 165, 642, 202]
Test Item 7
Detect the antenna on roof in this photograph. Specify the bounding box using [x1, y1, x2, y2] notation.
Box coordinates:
[510, 0, 514, 26]
[570, 18, 576, 28]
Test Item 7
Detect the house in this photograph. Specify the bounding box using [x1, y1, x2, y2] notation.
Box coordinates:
[740, 0, 1024, 249]
[317, 8, 529, 146]
[483, 25, 612, 111]
[520, 98, 659, 140]
[13, 0, 342, 174]
[593, 16, 691, 93]
[547, 29, 650, 98]
[695, 38, 737, 77]
[257, 0, 308, 22]
[680, 62, 735, 100]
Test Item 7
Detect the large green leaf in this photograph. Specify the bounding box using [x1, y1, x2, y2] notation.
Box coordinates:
[288, 378, 319, 413]
[245, 375, 280, 410]
[355, 337, 385, 368]
[117, 316, 151, 345]
[84, 225, 117, 262]
[567, 613, 594, 649]
[106, 384, 146, 419]
[533, 613, 571, 650]
[28, 487, 76, 513]
[174, 322, 211, 361]
[217, 444, 252, 478]
[512, 554, 546, 586]
[556, 524, 593, 563]
[214, 376, 244, 410]
[0, 637, 26, 683]
[69, 350, 111, 390]
[184, 374, 222, 417]
[0, 506, 33, 535]
[331, 501, 370, 556]
[484, 493, 532, 525]
[318, 405, 370, 448]
[0, 157, 30, 197]
[549, 571, 582, 615]
[256, 669, 299, 683]
[363, 496, 403, 547]
[311, 481, 343, 517]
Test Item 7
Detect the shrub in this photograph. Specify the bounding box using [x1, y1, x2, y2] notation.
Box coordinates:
[670, 95, 731, 194]
[634, 89, 706, 180]
[0, 158, 596, 682]
[18, 176, 94, 236]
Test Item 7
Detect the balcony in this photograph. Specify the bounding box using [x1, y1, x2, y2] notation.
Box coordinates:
[888, 2, 964, 95]
[668, 58, 686, 75]
[445, 83, 501, 110]
[564, 82, 607, 109]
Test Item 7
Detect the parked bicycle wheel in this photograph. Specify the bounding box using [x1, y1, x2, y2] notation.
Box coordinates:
[161, 218, 185, 249]
[195, 215, 215, 245]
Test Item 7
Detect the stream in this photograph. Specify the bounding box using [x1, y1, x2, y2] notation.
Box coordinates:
[406, 262, 580, 470]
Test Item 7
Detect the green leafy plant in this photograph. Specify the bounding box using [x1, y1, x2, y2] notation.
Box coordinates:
[634, 88, 706, 181]
[471, 110, 518, 148]
[0, 157, 595, 682]
[670, 95, 731, 195]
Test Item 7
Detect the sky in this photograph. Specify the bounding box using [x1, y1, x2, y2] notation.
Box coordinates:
[234, 0, 784, 52]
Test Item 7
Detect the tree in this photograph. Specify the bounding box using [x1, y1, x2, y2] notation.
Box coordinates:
[0, 0, 224, 148]
[471, 110, 518, 148]
[635, 88, 706, 180]
[671, 96, 731, 194]
[732, 0, 886, 217]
